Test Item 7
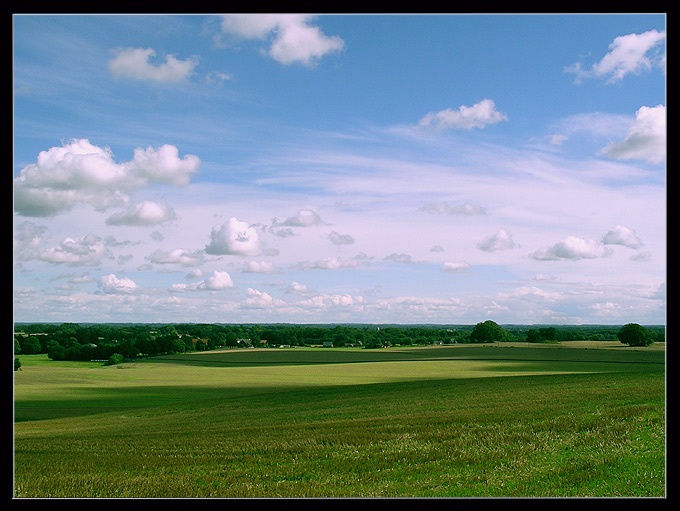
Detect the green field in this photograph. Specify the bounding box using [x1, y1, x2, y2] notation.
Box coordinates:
[13, 343, 666, 498]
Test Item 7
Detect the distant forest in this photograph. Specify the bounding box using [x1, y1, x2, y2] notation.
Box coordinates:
[14, 322, 665, 363]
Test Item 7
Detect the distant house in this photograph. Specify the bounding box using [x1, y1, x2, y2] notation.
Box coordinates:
[322, 341, 333, 348]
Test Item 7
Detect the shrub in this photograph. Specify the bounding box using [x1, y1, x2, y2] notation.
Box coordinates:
[106, 353, 125, 366]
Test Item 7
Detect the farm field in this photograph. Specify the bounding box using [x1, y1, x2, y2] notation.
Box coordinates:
[13, 342, 665, 498]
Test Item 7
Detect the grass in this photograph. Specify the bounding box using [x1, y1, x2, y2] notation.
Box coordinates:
[13, 343, 665, 498]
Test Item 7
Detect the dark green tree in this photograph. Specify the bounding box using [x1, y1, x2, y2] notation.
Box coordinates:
[20, 336, 42, 354]
[46, 340, 66, 360]
[469, 320, 510, 343]
[617, 323, 653, 346]
[14, 358, 21, 371]
[526, 327, 557, 343]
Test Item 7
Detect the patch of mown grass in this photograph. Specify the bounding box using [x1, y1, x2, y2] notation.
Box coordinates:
[14, 346, 665, 497]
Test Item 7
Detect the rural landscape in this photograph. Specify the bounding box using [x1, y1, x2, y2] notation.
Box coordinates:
[13, 321, 666, 498]
[13, 13, 665, 500]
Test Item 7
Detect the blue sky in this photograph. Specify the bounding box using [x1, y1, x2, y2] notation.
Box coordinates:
[13, 14, 666, 325]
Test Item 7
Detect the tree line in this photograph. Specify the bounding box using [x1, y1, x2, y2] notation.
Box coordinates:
[14, 321, 663, 366]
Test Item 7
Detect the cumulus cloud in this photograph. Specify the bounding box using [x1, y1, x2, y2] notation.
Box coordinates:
[219, 14, 345, 66]
[98, 273, 137, 293]
[442, 261, 470, 272]
[477, 229, 518, 252]
[130, 144, 200, 186]
[200, 270, 234, 290]
[108, 47, 198, 82]
[384, 253, 413, 264]
[530, 236, 613, 261]
[273, 209, 324, 227]
[298, 293, 361, 308]
[40, 233, 111, 266]
[205, 217, 261, 256]
[244, 288, 284, 307]
[105, 200, 178, 226]
[565, 29, 666, 84]
[289, 281, 309, 293]
[328, 231, 355, 245]
[601, 225, 643, 248]
[186, 268, 203, 279]
[243, 260, 279, 274]
[147, 248, 205, 267]
[13, 221, 47, 262]
[502, 286, 561, 301]
[419, 201, 486, 215]
[599, 105, 666, 164]
[418, 99, 508, 131]
[13, 139, 200, 217]
[172, 270, 233, 291]
[297, 257, 358, 270]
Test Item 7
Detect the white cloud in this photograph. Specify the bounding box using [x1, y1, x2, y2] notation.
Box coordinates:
[530, 236, 613, 261]
[244, 288, 284, 307]
[98, 273, 137, 293]
[384, 253, 413, 264]
[418, 99, 508, 131]
[601, 225, 643, 248]
[599, 105, 666, 164]
[147, 248, 205, 267]
[13, 139, 200, 217]
[298, 293, 360, 308]
[297, 257, 358, 270]
[129, 144, 200, 186]
[13, 221, 47, 262]
[40, 234, 111, 266]
[419, 201, 486, 215]
[205, 218, 262, 256]
[289, 281, 309, 293]
[442, 261, 471, 272]
[108, 47, 198, 82]
[199, 270, 234, 290]
[534, 274, 557, 281]
[273, 209, 324, 227]
[328, 231, 355, 245]
[205, 71, 232, 85]
[219, 14, 345, 66]
[186, 268, 203, 279]
[477, 228, 517, 252]
[565, 30, 666, 83]
[243, 260, 279, 274]
[171, 270, 233, 291]
[105, 200, 178, 226]
[547, 134, 568, 146]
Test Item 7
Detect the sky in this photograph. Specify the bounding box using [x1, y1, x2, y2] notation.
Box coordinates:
[12, 13, 666, 326]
